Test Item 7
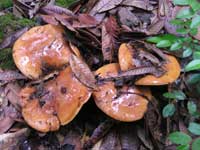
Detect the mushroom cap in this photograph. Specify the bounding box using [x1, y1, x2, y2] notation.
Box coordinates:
[20, 66, 91, 132]
[13, 24, 73, 79]
[118, 43, 135, 71]
[135, 55, 180, 85]
[93, 63, 149, 122]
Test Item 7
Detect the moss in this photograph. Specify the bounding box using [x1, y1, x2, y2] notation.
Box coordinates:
[0, 13, 36, 42]
[0, 0, 12, 10]
[0, 48, 15, 69]
[55, 0, 75, 7]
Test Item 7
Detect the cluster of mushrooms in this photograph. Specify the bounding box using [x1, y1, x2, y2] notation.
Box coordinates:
[12, 24, 181, 132]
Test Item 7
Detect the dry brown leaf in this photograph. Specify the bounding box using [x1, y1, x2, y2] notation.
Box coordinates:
[90, 0, 123, 15]
[147, 19, 165, 35]
[75, 14, 99, 28]
[119, 124, 141, 150]
[100, 128, 121, 150]
[102, 16, 118, 62]
[0, 106, 19, 134]
[118, 7, 140, 28]
[13, 0, 54, 18]
[122, 0, 154, 11]
[40, 15, 59, 25]
[69, 54, 96, 89]
[41, 4, 74, 16]
[0, 128, 30, 150]
[0, 70, 27, 82]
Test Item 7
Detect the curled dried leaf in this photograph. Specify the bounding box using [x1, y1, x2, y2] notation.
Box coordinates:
[102, 16, 118, 62]
[69, 54, 97, 89]
[0, 70, 27, 82]
[40, 15, 59, 25]
[41, 5, 74, 16]
[122, 0, 154, 11]
[83, 120, 115, 149]
[90, 0, 123, 15]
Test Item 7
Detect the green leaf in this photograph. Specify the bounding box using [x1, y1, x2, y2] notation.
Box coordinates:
[173, 0, 189, 5]
[183, 47, 192, 58]
[177, 144, 190, 150]
[190, 16, 200, 28]
[190, 28, 198, 35]
[146, 36, 162, 43]
[170, 19, 185, 25]
[186, 74, 200, 84]
[187, 101, 197, 115]
[162, 104, 176, 118]
[189, 0, 200, 12]
[193, 51, 200, 59]
[176, 7, 194, 19]
[194, 44, 200, 51]
[192, 138, 200, 150]
[156, 40, 171, 48]
[185, 59, 200, 71]
[163, 91, 186, 100]
[188, 122, 200, 135]
[176, 28, 189, 34]
[170, 42, 183, 51]
[168, 132, 192, 145]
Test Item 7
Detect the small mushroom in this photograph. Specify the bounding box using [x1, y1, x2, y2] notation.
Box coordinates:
[13, 24, 73, 79]
[20, 66, 91, 132]
[118, 43, 135, 71]
[93, 63, 149, 122]
[135, 55, 180, 85]
[118, 43, 181, 85]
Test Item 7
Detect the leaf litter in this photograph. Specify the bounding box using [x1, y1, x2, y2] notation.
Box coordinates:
[0, 0, 197, 149]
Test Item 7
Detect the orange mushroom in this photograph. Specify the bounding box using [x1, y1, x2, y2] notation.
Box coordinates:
[118, 43, 181, 85]
[20, 66, 91, 132]
[118, 43, 135, 71]
[13, 24, 73, 79]
[135, 55, 180, 85]
[93, 63, 149, 122]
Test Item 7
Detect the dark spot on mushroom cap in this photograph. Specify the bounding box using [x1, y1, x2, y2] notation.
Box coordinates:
[60, 87, 67, 94]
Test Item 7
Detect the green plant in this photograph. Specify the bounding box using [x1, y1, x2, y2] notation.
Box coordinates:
[147, 0, 200, 72]
[148, 1, 200, 149]
[0, 0, 12, 10]
[55, 0, 75, 7]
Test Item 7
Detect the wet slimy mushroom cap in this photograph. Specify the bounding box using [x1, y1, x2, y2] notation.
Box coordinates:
[93, 63, 149, 122]
[135, 55, 180, 85]
[13, 24, 72, 79]
[20, 66, 91, 132]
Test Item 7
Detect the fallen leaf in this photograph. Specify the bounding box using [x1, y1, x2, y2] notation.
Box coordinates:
[137, 126, 154, 150]
[0, 70, 27, 82]
[83, 120, 115, 149]
[90, 0, 123, 15]
[119, 124, 140, 150]
[13, 0, 54, 18]
[69, 54, 97, 89]
[0, 128, 30, 150]
[0, 27, 29, 49]
[41, 4, 74, 16]
[122, 0, 154, 11]
[73, 14, 99, 28]
[40, 15, 59, 25]
[0, 106, 19, 134]
[102, 16, 118, 62]
[147, 19, 165, 35]
[4, 82, 22, 108]
[100, 128, 121, 150]
[118, 7, 140, 28]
